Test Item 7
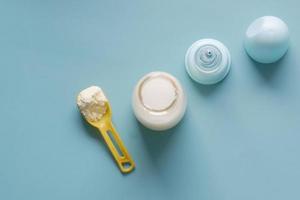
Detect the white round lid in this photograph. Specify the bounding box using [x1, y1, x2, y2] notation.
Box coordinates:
[244, 16, 290, 64]
[185, 39, 231, 85]
[132, 72, 187, 131]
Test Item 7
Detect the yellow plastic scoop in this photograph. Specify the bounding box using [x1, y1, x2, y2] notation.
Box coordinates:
[77, 86, 135, 173]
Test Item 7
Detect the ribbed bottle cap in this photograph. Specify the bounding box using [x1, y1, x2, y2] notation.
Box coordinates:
[185, 39, 231, 85]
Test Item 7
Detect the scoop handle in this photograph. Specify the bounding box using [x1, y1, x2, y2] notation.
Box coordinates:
[98, 122, 135, 173]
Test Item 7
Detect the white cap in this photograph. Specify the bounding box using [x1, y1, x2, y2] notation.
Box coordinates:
[185, 39, 231, 85]
[132, 72, 187, 131]
[244, 16, 289, 64]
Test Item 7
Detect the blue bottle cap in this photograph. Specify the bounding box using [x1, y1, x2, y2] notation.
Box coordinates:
[185, 39, 231, 85]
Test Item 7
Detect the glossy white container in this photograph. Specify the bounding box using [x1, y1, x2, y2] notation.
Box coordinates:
[132, 72, 187, 131]
[244, 16, 290, 64]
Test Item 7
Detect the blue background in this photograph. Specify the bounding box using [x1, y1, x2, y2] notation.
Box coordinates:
[1, 0, 300, 199]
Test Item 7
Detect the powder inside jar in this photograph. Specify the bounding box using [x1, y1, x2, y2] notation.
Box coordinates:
[77, 86, 107, 122]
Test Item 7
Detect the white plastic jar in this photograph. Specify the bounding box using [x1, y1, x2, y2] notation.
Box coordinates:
[132, 72, 187, 131]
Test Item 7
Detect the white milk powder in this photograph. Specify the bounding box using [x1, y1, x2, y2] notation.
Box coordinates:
[77, 86, 107, 122]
